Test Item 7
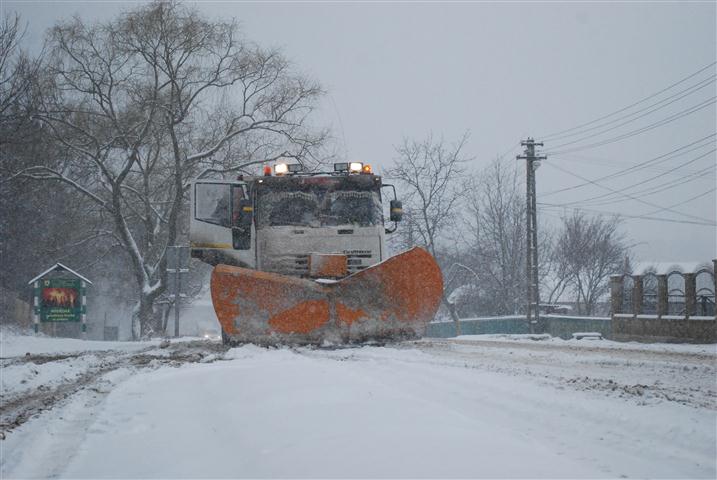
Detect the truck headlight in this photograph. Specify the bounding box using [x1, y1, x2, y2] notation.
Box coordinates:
[349, 162, 363, 173]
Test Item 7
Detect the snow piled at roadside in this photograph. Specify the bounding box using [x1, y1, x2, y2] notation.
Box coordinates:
[2, 353, 105, 398]
[0, 331, 149, 357]
[456, 333, 717, 354]
[0, 329, 207, 357]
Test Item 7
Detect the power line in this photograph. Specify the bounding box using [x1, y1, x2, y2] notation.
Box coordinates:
[497, 141, 522, 161]
[538, 203, 717, 227]
[550, 152, 711, 178]
[641, 187, 716, 216]
[545, 148, 716, 207]
[578, 163, 716, 208]
[544, 97, 716, 155]
[541, 133, 716, 197]
[543, 76, 715, 144]
[543, 161, 715, 224]
[539, 61, 717, 140]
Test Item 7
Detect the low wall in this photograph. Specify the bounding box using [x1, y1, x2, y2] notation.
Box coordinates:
[425, 316, 528, 338]
[545, 315, 612, 340]
[425, 315, 610, 340]
[424, 314, 716, 343]
[612, 314, 716, 344]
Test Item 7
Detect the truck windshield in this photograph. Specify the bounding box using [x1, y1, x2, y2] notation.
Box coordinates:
[257, 188, 382, 228]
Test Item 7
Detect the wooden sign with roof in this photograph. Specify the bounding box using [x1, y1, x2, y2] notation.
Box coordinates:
[28, 263, 92, 336]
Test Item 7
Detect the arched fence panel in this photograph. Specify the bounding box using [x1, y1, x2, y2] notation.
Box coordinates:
[667, 272, 686, 315]
[621, 276, 634, 314]
[641, 273, 658, 314]
[695, 269, 715, 316]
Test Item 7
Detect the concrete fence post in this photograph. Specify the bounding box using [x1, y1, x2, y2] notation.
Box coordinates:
[657, 274, 668, 318]
[713, 260, 717, 320]
[684, 273, 696, 318]
[610, 275, 623, 316]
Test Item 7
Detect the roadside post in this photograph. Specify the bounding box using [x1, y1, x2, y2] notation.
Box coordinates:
[33, 281, 39, 334]
[167, 246, 189, 337]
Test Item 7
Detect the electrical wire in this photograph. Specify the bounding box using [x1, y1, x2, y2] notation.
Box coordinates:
[542, 161, 715, 223]
[544, 76, 715, 143]
[641, 187, 716, 216]
[544, 97, 716, 155]
[549, 75, 717, 144]
[575, 163, 716, 208]
[550, 152, 710, 178]
[541, 133, 716, 197]
[539, 61, 717, 140]
[537, 203, 717, 226]
[498, 141, 522, 161]
[544, 148, 716, 207]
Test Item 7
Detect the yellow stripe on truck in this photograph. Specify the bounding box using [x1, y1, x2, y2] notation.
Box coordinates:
[190, 242, 232, 249]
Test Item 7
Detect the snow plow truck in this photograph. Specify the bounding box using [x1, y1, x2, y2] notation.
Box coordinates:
[189, 161, 444, 345]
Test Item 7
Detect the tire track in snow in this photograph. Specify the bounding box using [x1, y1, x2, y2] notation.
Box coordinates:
[0, 341, 229, 438]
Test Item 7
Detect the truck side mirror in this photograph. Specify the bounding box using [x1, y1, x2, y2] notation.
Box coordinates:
[389, 200, 403, 222]
[234, 199, 253, 227]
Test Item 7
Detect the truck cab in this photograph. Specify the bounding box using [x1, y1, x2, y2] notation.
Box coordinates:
[190, 162, 402, 279]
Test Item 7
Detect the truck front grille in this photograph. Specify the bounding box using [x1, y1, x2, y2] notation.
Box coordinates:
[264, 250, 376, 276]
[264, 254, 310, 275]
[345, 250, 374, 274]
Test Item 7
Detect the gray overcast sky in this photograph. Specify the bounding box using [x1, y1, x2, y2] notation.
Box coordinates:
[5, 0, 716, 262]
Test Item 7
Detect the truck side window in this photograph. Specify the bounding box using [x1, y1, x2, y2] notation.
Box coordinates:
[195, 183, 232, 227]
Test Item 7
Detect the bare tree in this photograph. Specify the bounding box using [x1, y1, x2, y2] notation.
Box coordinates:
[387, 132, 469, 331]
[556, 211, 630, 315]
[460, 160, 525, 315]
[17, 2, 327, 337]
[0, 13, 42, 145]
[0, 13, 76, 309]
[541, 232, 572, 306]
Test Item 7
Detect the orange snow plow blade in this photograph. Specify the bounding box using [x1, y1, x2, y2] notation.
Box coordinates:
[210, 247, 443, 345]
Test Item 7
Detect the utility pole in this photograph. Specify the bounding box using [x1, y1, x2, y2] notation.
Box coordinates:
[517, 138, 546, 334]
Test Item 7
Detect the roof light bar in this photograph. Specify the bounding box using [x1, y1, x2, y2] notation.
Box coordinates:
[333, 162, 372, 174]
[274, 163, 289, 175]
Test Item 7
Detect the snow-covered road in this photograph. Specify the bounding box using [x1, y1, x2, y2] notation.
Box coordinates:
[1, 334, 715, 478]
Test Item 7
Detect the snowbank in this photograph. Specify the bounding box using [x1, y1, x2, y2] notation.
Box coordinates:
[453, 334, 717, 355]
[0, 329, 205, 357]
